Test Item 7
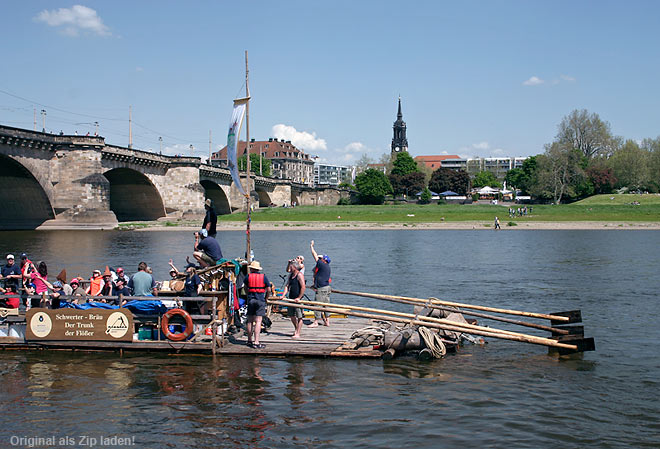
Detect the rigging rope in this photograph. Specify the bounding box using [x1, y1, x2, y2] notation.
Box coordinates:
[418, 326, 446, 358]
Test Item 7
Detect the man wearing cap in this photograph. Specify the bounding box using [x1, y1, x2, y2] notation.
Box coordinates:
[309, 240, 332, 327]
[203, 198, 217, 238]
[1, 255, 22, 293]
[70, 278, 86, 296]
[193, 229, 223, 268]
[244, 260, 272, 349]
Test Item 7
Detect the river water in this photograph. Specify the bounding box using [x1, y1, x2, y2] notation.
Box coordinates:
[0, 229, 658, 448]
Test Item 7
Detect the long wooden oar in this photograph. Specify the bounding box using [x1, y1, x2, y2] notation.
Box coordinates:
[268, 299, 579, 351]
[344, 291, 574, 335]
[332, 289, 571, 322]
[276, 298, 525, 338]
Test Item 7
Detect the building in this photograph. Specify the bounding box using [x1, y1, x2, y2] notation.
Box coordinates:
[314, 163, 351, 187]
[465, 157, 530, 181]
[211, 138, 315, 186]
[414, 155, 464, 171]
[391, 97, 408, 155]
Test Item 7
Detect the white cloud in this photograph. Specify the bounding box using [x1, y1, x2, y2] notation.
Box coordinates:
[492, 148, 505, 155]
[315, 141, 380, 165]
[523, 76, 544, 86]
[162, 143, 194, 157]
[34, 5, 111, 37]
[136, 67, 144, 72]
[472, 141, 490, 150]
[560, 74, 576, 82]
[271, 124, 327, 152]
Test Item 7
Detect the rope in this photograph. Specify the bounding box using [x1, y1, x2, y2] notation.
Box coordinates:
[418, 326, 446, 358]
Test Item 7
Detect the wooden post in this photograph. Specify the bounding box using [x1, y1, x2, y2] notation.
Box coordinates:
[211, 295, 218, 355]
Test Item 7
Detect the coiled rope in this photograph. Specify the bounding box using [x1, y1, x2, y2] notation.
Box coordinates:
[418, 326, 446, 358]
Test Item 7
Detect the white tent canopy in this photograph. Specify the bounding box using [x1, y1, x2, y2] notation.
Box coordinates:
[478, 186, 499, 194]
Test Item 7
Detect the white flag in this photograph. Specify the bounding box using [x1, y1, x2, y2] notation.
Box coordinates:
[227, 98, 249, 195]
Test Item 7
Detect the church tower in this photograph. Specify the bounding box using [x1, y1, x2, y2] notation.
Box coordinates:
[391, 97, 408, 154]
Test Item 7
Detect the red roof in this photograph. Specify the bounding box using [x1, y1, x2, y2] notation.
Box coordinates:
[414, 155, 461, 169]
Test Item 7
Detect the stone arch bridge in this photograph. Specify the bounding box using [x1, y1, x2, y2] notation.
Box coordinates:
[0, 125, 346, 230]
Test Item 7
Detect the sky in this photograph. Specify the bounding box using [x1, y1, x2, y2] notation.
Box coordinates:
[1, 1, 659, 165]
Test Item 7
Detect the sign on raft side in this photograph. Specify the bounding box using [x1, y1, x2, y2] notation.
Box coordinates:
[25, 308, 134, 342]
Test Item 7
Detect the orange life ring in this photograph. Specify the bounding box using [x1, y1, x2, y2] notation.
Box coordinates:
[161, 308, 193, 342]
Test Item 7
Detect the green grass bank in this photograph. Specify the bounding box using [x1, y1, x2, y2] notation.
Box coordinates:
[217, 194, 660, 224]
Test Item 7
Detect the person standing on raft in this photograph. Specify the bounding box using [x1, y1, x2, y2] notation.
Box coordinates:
[309, 240, 331, 327]
[244, 260, 272, 349]
[283, 260, 306, 338]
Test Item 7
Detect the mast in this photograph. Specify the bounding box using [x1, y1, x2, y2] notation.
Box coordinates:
[245, 50, 252, 261]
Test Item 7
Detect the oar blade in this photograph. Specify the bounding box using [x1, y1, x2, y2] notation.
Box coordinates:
[550, 337, 595, 355]
[550, 310, 582, 325]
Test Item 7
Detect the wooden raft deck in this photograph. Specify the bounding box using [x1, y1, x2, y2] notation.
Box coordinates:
[0, 315, 383, 358]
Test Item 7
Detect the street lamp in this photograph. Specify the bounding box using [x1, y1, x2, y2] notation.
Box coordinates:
[159, 137, 163, 154]
[41, 109, 46, 132]
[189, 144, 194, 157]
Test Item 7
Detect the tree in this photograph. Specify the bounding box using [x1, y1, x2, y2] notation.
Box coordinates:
[609, 139, 650, 191]
[641, 136, 660, 192]
[390, 152, 418, 177]
[472, 170, 501, 188]
[585, 162, 617, 195]
[354, 168, 392, 204]
[378, 153, 394, 175]
[428, 168, 470, 195]
[338, 181, 355, 190]
[419, 187, 432, 204]
[531, 143, 585, 204]
[238, 153, 272, 177]
[354, 154, 374, 175]
[556, 109, 616, 159]
[390, 172, 427, 197]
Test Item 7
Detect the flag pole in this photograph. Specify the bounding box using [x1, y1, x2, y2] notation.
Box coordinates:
[245, 50, 252, 261]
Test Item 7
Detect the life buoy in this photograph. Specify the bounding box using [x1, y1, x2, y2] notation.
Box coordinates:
[161, 308, 193, 342]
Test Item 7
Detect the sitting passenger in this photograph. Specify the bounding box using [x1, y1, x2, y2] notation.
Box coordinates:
[70, 277, 86, 297]
[0, 284, 20, 309]
[99, 267, 114, 297]
[111, 278, 131, 305]
[87, 269, 103, 296]
[193, 229, 223, 268]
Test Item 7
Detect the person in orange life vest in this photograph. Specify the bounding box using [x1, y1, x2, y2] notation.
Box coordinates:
[87, 269, 103, 296]
[309, 240, 331, 327]
[244, 260, 272, 349]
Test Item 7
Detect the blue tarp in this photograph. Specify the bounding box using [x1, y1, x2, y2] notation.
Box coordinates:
[60, 300, 167, 315]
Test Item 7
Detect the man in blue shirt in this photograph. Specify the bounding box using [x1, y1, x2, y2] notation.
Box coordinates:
[193, 229, 223, 267]
[1, 254, 22, 292]
[128, 262, 157, 296]
[309, 240, 332, 327]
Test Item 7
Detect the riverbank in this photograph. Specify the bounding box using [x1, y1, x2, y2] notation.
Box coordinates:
[122, 220, 660, 231]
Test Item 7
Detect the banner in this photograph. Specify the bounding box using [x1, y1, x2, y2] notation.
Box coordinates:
[227, 98, 249, 195]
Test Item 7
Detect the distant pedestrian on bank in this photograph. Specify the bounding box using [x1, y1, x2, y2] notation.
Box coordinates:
[283, 260, 306, 339]
[244, 260, 272, 349]
[203, 198, 217, 238]
[494, 216, 501, 230]
[309, 240, 331, 327]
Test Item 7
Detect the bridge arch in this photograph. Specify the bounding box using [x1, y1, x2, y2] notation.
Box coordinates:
[200, 180, 231, 215]
[0, 154, 55, 229]
[103, 168, 166, 221]
[291, 191, 300, 207]
[255, 189, 272, 208]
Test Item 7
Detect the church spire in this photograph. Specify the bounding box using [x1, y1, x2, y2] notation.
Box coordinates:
[391, 96, 408, 154]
